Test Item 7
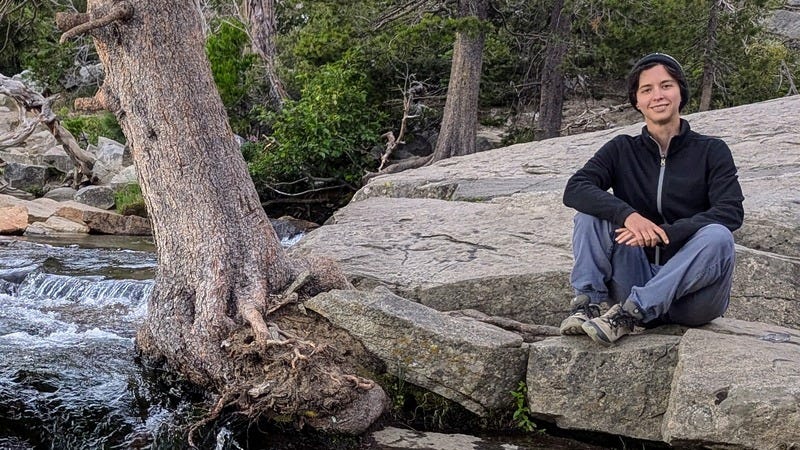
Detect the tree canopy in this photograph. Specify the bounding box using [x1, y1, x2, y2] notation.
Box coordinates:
[4, 0, 798, 221]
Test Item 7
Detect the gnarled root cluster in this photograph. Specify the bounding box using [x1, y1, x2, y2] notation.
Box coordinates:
[189, 256, 388, 446]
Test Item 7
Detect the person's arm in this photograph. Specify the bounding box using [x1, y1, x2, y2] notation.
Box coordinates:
[661, 140, 744, 244]
[563, 138, 636, 226]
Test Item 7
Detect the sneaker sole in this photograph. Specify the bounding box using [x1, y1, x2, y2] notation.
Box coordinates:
[581, 321, 614, 346]
[559, 317, 587, 335]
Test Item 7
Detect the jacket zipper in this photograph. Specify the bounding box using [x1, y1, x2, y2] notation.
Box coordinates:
[651, 137, 668, 266]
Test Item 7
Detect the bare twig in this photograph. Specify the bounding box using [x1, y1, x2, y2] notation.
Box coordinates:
[372, 0, 442, 30]
[265, 270, 311, 315]
[780, 60, 798, 96]
[261, 182, 350, 197]
[378, 77, 422, 172]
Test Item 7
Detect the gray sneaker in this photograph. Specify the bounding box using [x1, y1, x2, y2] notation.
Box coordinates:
[559, 295, 610, 335]
[581, 303, 641, 346]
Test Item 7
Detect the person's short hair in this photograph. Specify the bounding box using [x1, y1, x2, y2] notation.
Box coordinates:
[627, 53, 689, 112]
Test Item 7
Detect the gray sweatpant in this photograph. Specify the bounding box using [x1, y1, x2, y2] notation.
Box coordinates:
[569, 212, 735, 326]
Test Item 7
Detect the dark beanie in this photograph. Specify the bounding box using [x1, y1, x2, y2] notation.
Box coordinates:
[627, 53, 689, 111]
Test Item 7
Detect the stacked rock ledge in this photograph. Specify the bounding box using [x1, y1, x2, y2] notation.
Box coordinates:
[294, 96, 800, 449]
[0, 194, 151, 236]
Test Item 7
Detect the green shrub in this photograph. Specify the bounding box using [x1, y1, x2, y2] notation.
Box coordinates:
[288, 6, 355, 68]
[501, 127, 536, 146]
[0, 3, 78, 93]
[510, 381, 537, 432]
[115, 184, 147, 217]
[247, 59, 384, 188]
[205, 19, 262, 134]
[61, 112, 125, 145]
[714, 40, 798, 108]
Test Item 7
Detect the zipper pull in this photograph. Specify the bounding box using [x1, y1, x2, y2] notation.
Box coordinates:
[660, 156, 666, 167]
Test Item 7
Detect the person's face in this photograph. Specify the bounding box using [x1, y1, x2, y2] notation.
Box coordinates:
[635, 64, 682, 127]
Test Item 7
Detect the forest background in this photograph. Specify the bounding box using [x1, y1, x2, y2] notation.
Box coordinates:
[2, 0, 798, 223]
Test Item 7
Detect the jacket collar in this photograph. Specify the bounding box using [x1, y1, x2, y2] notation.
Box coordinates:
[641, 119, 691, 154]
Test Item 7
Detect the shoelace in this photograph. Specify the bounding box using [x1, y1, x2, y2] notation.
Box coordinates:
[572, 302, 602, 319]
[607, 310, 637, 331]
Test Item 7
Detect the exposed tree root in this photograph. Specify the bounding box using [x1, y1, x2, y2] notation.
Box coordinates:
[218, 308, 384, 430]
[447, 309, 560, 342]
[187, 391, 236, 449]
[184, 262, 386, 444]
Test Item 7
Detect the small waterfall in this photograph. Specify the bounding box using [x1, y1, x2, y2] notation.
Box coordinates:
[17, 272, 154, 307]
[0, 233, 338, 449]
[0, 237, 166, 449]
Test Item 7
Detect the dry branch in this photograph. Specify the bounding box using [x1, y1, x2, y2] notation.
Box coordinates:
[266, 270, 310, 315]
[362, 154, 432, 184]
[560, 102, 629, 134]
[378, 80, 425, 172]
[447, 309, 560, 342]
[57, 2, 133, 44]
[0, 117, 38, 148]
[781, 60, 798, 96]
[0, 73, 96, 186]
[74, 88, 108, 112]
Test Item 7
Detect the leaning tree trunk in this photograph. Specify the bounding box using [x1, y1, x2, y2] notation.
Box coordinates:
[537, 0, 571, 140]
[699, 0, 721, 112]
[56, 0, 386, 438]
[430, 0, 487, 163]
[245, 0, 289, 109]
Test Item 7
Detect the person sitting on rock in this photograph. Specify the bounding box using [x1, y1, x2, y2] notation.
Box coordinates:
[558, 53, 744, 345]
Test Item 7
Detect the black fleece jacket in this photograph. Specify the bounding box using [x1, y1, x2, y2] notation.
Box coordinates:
[563, 119, 744, 265]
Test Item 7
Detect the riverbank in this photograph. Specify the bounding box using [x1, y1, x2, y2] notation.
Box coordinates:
[0, 235, 664, 449]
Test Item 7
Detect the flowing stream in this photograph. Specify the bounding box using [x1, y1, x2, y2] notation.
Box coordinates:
[0, 235, 623, 450]
[0, 234, 315, 449]
[0, 235, 169, 449]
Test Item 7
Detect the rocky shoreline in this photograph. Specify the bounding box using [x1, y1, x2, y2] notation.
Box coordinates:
[2, 87, 799, 448]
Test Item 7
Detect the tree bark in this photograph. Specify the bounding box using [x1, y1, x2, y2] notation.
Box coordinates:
[537, 0, 571, 140]
[699, 0, 721, 112]
[58, 0, 385, 438]
[245, 0, 289, 109]
[430, 0, 487, 163]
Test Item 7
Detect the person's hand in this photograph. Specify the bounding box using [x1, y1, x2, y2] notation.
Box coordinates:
[615, 212, 670, 247]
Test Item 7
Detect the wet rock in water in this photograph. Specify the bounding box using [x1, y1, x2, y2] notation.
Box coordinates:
[369, 426, 610, 449]
[0, 194, 154, 236]
[56, 202, 151, 235]
[0, 195, 61, 223]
